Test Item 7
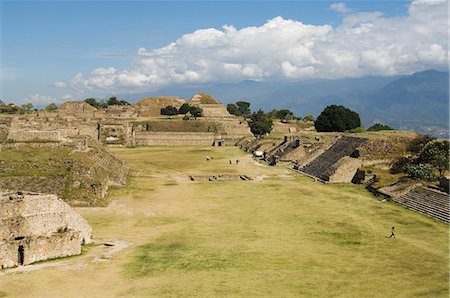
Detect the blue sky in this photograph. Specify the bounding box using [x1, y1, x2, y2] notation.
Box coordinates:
[0, 0, 446, 105]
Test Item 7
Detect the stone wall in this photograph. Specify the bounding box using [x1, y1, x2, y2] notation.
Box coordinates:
[7, 130, 61, 142]
[0, 192, 92, 243]
[0, 231, 81, 268]
[135, 131, 216, 146]
[0, 192, 92, 268]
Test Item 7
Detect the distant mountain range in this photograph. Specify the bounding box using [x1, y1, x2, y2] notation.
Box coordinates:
[117, 69, 449, 138]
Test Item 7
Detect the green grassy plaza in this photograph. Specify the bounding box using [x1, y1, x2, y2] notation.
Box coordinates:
[0, 146, 447, 297]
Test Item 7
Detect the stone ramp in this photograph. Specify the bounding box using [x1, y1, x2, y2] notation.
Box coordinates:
[300, 136, 366, 181]
[395, 187, 449, 223]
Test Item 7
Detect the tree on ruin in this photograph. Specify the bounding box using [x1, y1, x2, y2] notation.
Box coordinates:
[236, 101, 251, 117]
[227, 103, 240, 116]
[368, 123, 394, 131]
[249, 109, 273, 137]
[189, 106, 203, 119]
[303, 114, 315, 122]
[45, 103, 58, 111]
[315, 105, 361, 132]
[21, 103, 34, 111]
[160, 106, 178, 118]
[418, 139, 449, 177]
[178, 103, 191, 114]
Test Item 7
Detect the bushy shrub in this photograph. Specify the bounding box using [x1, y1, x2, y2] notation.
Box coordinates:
[368, 123, 393, 131]
[402, 163, 437, 181]
[347, 126, 366, 133]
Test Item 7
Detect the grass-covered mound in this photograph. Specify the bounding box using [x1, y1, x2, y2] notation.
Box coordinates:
[0, 147, 110, 206]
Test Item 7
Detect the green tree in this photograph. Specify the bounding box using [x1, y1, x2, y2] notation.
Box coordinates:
[0, 99, 4, 104]
[189, 106, 203, 119]
[84, 98, 99, 108]
[368, 123, 393, 131]
[249, 109, 273, 137]
[314, 105, 361, 132]
[236, 101, 251, 117]
[303, 114, 315, 122]
[107, 97, 120, 106]
[45, 103, 58, 111]
[418, 139, 449, 177]
[178, 103, 191, 114]
[21, 103, 34, 111]
[275, 109, 294, 121]
[226, 103, 240, 116]
[160, 106, 178, 118]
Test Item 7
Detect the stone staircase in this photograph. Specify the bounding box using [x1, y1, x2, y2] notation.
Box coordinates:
[90, 149, 129, 186]
[240, 138, 260, 152]
[300, 136, 366, 181]
[265, 138, 300, 165]
[395, 187, 449, 223]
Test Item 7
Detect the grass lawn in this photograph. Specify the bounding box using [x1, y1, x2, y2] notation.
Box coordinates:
[0, 146, 447, 297]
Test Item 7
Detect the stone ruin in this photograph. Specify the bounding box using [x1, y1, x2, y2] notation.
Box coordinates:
[0, 192, 92, 269]
[187, 93, 232, 119]
[0, 141, 129, 207]
[240, 135, 367, 184]
[377, 182, 449, 223]
[135, 96, 185, 117]
[0, 94, 253, 148]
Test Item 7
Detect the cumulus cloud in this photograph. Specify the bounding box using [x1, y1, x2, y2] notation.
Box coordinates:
[24, 94, 54, 105]
[55, 0, 448, 94]
[330, 2, 352, 13]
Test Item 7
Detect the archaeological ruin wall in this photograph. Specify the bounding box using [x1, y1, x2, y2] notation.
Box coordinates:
[0, 192, 92, 268]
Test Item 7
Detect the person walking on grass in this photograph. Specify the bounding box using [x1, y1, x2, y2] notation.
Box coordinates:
[390, 226, 395, 238]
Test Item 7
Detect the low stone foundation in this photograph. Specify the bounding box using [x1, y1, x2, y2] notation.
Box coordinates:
[189, 175, 252, 181]
[135, 131, 216, 146]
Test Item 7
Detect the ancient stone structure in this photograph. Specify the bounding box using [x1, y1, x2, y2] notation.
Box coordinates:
[299, 136, 367, 182]
[0, 143, 129, 206]
[0, 192, 92, 269]
[135, 96, 185, 117]
[378, 183, 449, 223]
[187, 93, 232, 119]
[57, 101, 98, 116]
[135, 131, 217, 146]
[1, 94, 252, 147]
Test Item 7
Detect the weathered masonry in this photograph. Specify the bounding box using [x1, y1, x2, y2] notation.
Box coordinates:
[0, 192, 92, 269]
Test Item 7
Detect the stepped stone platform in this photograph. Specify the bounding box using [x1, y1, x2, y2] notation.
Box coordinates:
[300, 136, 367, 182]
[395, 187, 449, 223]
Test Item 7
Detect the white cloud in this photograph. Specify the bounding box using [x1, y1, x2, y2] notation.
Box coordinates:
[52, 81, 67, 88]
[24, 94, 54, 105]
[330, 2, 352, 13]
[55, 0, 448, 94]
[61, 94, 74, 101]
